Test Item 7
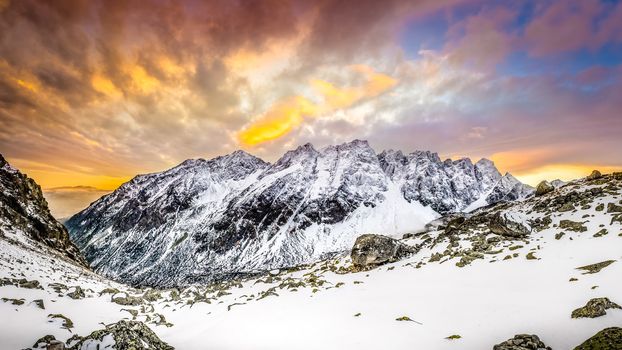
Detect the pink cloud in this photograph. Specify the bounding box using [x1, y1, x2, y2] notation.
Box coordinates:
[524, 0, 621, 57]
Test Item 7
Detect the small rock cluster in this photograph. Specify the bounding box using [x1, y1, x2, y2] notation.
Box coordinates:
[351, 234, 417, 270]
[493, 334, 551, 350]
[571, 297, 622, 319]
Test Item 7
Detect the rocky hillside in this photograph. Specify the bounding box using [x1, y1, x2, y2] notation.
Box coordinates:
[2, 171, 621, 349]
[66, 140, 532, 287]
[0, 153, 86, 267]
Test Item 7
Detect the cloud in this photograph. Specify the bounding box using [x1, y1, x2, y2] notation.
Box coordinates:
[43, 186, 111, 219]
[524, 0, 622, 56]
[0, 0, 621, 192]
[237, 65, 397, 146]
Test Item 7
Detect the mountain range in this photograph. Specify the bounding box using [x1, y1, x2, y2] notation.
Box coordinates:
[65, 140, 532, 287]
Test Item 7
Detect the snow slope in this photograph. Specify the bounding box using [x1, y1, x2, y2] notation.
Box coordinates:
[66, 140, 531, 287]
[3, 172, 621, 349]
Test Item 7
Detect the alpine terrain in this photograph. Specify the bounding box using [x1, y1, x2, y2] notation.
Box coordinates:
[1, 154, 621, 349]
[65, 140, 533, 287]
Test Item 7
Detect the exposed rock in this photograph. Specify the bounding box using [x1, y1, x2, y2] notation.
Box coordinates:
[489, 212, 531, 238]
[67, 286, 85, 300]
[112, 294, 144, 306]
[587, 170, 602, 181]
[535, 181, 554, 196]
[47, 340, 65, 350]
[559, 220, 587, 232]
[351, 234, 417, 269]
[607, 203, 622, 213]
[32, 334, 55, 348]
[47, 314, 73, 330]
[493, 334, 551, 350]
[0, 153, 87, 267]
[571, 297, 622, 318]
[574, 327, 622, 350]
[576, 260, 616, 274]
[67, 320, 173, 350]
[33, 299, 45, 309]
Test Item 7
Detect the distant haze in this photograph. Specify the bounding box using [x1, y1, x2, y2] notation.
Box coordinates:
[43, 186, 110, 220]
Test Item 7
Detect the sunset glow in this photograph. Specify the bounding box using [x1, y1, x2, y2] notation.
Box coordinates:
[0, 0, 621, 196]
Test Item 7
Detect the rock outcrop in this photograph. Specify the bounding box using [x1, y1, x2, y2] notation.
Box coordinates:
[535, 181, 554, 196]
[571, 297, 622, 318]
[351, 234, 417, 269]
[574, 327, 622, 350]
[493, 334, 552, 350]
[0, 154, 87, 267]
[488, 211, 532, 238]
[586, 170, 602, 181]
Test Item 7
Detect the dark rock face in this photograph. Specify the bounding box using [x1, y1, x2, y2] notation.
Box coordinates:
[493, 334, 552, 350]
[571, 297, 622, 318]
[351, 234, 417, 269]
[0, 154, 87, 267]
[574, 327, 622, 350]
[489, 212, 531, 238]
[535, 181, 554, 196]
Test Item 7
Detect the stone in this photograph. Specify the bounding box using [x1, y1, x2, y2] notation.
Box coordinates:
[559, 220, 587, 232]
[607, 203, 622, 213]
[47, 314, 73, 330]
[573, 327, 622, 350]
[32, 335, 55, 348]
[493, 334, 551, 350]
[571, 298, 622, 318]
[535, 181, 554, 196]
[586, 170, 602, 181]
[112, 294, 144, 306]
[576, 260, 616, 274]
[351, 234, 417, 270]
[67, 320, 173, 350]
[67, 286, 85, 300]
[47, 340, 65, 350]
[489, 212, 531, 238]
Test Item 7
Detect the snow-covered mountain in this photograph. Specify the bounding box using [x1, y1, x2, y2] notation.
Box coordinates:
[66, 140, 532, 287]
[3, 170, 621, 350]
[0, 153, 87, 267]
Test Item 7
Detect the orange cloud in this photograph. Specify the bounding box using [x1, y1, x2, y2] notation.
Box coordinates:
[91, 74, 122, 98]
[128, 64, 159, 94]
[238, 65, 397, 146]
[238, 96, 318, 146]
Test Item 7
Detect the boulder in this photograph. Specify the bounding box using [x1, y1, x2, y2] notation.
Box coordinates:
[493, 334, 551, 350]
[47, 340, 65, 350]
[586, 170, 602, 181]
[489, 212, 532, 238]
[574, 327, 622, 350]
[67, 286, 85, 300]
[535, 181, 554, 196]
[68, 320, 173, 350]
[559, 220, 587, 232]
[351, 234, 417, 269]
[571, 297, 622, 318]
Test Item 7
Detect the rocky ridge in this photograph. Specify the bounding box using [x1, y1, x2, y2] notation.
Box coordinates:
[66, 140, 532, 287]
[0, 154, 86, 267]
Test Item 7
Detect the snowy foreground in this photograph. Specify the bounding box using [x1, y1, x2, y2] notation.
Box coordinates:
[1, 177, 622, 349]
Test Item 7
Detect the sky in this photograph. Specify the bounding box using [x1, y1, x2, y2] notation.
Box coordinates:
[1, 0, 622, 216]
